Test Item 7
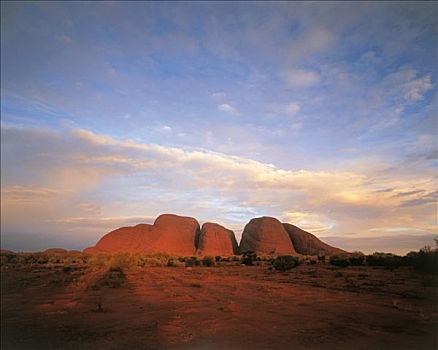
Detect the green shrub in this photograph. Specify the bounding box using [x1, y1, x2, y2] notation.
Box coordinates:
[329, 255, 350, 268]
[272, 255, 300, 271]
[241, 251, 257, 266]
[215, 256, 222, 262]
[202, 256, 215, 267]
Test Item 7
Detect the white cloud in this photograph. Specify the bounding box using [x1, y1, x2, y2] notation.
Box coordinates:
[1, 125, 437, 251]
[287, 26, 337, 63]
[404, 75, 433, 101]
[283, 69, 320, 88]
[218, 103, 238, 114]
[159, 125, 172, 133]
[284, 102, 300, 115]
[382, 68, 434, 103]
[210, 91, 226, 100]
[359, 50, 381, 64]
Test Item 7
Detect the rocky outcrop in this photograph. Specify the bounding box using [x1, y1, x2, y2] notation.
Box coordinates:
[44, 248, 68, 254]
[91, 224, 156, 254]
[197, 222, 238, 256]
[153, 214, 201, 256]
[83, 213, 348, 257]
[282, 223, 347, 256]
[239, 217, 297, 255]
[85, 214, 200, 256]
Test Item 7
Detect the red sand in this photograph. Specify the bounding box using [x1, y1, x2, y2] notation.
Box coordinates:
[2, 263, 437, 349]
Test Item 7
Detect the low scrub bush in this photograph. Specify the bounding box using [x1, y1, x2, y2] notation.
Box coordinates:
[108, 252, 136, 269]
[349, 252, 365, 266]
[241, 251, 257, 266]
[202, 256, 216, 267]
[136, 253, 172, 267]
[405, 248, 438, 274]
[272, 255, 300, 271]
[366, 252, 404, 269]
[89, 253, 111, 268]
[329, 255, 350, 268]
[167, 258, 185, 267]
[185, 256, 201, 267]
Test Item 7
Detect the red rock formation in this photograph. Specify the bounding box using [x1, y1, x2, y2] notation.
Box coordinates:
[85, 214, 200, 256]
[153, 214, 201, 256]
[239, 217, 297, 255]
[282, 223, 347, 256]
[197, 222, 238, 256]
[44, 248, 68, 254]
[92, 224, 156, 254]
[83, 246, 100, 254]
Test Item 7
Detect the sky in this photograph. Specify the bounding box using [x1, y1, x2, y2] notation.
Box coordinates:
[1, 1, 437, 254]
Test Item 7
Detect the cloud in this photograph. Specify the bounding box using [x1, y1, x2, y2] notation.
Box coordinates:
[1, 124, 436, 253]
[283, 69, 320, 88]
[281, 211, 334, 234]
[382, 68, 434, 103]
[210, 91, 226, 100]
[284, 102, 300, 115]
[286, 26, 337, 63]
[218, 103, 238, 114]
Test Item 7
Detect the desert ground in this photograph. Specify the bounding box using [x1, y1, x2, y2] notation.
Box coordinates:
[1, 259, 437, 350]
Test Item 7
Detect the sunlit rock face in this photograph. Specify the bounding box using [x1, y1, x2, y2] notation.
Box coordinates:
[83, 213, 347, 257]
[152, 214, 201, 256]
[89, 224, 157, 254]
[282, 223, 348, 256]
[197, 222, 238, 257]
[84, 214, 200, 256]
[239, 217, 297, 255]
